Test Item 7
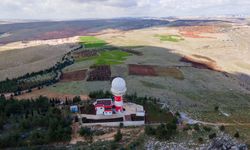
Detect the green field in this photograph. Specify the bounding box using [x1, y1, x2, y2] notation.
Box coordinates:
[155, 34, 184, 42]
[79, 36, 107, 48]
[76, 50, 131, 65]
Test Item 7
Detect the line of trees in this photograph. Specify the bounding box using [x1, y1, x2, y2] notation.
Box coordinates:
[0, 57, 73, 94]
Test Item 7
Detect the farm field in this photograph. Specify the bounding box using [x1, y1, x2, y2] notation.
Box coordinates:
[60, 69, 87, 82]
[76, 50, 131, 65]
[128, 64, 184, 80]
[79, 36, 107, 48]
[87, 65, 111, 81]
[155, 34, 184, 42]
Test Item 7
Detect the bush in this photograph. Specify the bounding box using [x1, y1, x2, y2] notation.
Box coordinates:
[214, 106, 219, 111]
[119, 122, 124, 128]
[203, 126, 212, 132]
[93, 130, 105, 136]
[175, 111, 180, 118]
[114, 129, 122, 142]
[234, 132, 240, 138]
[219, 125, 225, 131]
[79, 127, 93, 137]
[145, 126, 156, 135]
[209, 133, 217, 139]
[198, 137, 203, 143]
[193, 124, 200, 131]
[79, 127, 93, 142]
[73, 96, 81, 104]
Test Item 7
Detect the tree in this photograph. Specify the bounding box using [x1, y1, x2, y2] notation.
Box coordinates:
[0, 116, 5, 130]
[203, 126, 212, 132]
[209, 133, 217, 139]
[155, 124, 173, 140]
[119, 122, 124, 128]
[74, 116, 79, 122]
[193, 124, 200, 131]
[214, 106, 219, 111]
[175, 111, 180, 118]
[234, 131, 240, 138]
[145, 126, 156, 135]
[219, 125, 225, 131]
[198, 137, 203, 143]
[114, 129, 122, 142]
[73, 96, 81, 104]
[79, 127, 93, 137]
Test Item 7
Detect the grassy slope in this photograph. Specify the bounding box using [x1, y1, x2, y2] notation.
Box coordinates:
[76, 50, 131, 65]
[79, 36, 107, 48]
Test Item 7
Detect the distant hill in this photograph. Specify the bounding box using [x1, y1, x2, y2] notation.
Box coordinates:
[0, 18, 225, 44]
[0, 19, 169, 44]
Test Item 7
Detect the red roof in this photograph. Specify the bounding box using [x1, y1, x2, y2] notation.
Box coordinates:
[95, 99, 112, 107]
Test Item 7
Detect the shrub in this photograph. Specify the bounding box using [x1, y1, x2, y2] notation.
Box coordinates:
[119, 122, 124, 128]
[198, 137, 203, 143]
[209, 133, 217, 139]
[214, 106, 219, 111]
[93, 130, 105, 136]
[79, 127, 93, 137]
[145, 126, 156, 135]
[114, 129, 122, 142]
[73, 96, 81, 104]
[203, 126, 212, 132]
[193, 124, 200, 131]
[175, 111, 180, 117]
[219, 125, 225, 131]
[234, 132, 240, 138]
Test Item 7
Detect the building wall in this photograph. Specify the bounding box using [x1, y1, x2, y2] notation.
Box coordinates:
[80, 121, 145, 127]
[96, 107, 104, 115]
[104, 111, 112, 116]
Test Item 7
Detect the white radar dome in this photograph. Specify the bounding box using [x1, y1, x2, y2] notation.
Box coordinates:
[111, 77, 127, 96]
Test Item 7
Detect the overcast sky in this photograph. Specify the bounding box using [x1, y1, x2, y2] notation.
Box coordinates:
[1, 0, 250, 20]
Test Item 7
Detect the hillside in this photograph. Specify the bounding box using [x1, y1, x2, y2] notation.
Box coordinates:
[0, 18, 250, 146]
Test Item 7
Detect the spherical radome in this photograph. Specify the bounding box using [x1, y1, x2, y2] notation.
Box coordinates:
[111, 77, 127, 95]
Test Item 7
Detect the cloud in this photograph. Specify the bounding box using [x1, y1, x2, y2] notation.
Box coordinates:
[0, 0, 249, 20]
[73, 0, 137, 7]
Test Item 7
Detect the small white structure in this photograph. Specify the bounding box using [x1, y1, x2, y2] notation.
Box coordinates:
[70, 105, 78, 113]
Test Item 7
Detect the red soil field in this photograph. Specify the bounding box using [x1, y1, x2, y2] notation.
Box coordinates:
[180, 55, 222, 72]
[179, 26, 219, 38]
[73, 50, 98, 59]
[128, 64, 157, 76]
[60, 69, 87, 82]
[87, 65, 111, 81]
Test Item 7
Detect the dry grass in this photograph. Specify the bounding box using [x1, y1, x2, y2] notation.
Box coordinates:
[155, 67, 184, 80]
[0, 44, 72, 80]
[15, 88, 89, 100]
[180, 55, 222, 72]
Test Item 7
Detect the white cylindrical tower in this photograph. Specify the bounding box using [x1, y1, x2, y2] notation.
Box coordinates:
[111, 77, 127, 113]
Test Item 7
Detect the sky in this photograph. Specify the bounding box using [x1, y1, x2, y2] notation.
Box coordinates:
[0, 0, 250, 20]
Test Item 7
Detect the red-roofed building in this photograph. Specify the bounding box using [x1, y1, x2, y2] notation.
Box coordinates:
[94, 99, 113, 116]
